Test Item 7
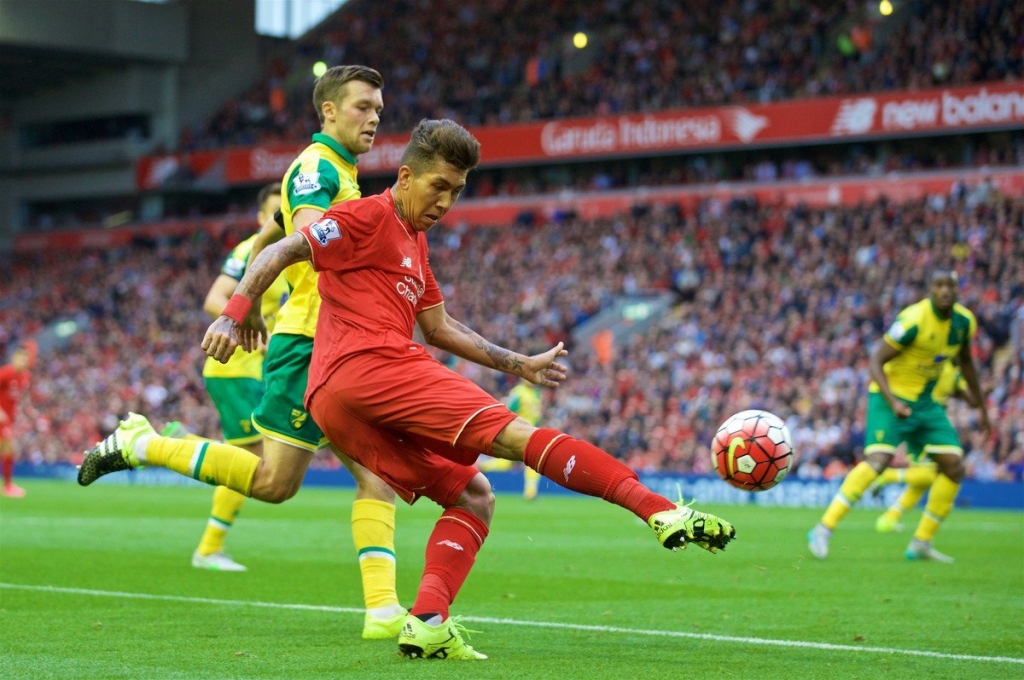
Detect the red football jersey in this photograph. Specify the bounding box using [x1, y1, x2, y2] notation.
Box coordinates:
[297, 188, 444, 399]
[0, 364, 30, 422]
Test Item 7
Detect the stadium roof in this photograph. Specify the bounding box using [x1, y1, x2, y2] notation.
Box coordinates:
[0, 44, 134, 99]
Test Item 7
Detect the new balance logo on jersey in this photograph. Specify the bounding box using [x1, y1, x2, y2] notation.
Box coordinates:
[563, 454, 577, 482]
[436, 540, 464, 551]
[401, 256, 413, 268]
[309, 218, 342, 247]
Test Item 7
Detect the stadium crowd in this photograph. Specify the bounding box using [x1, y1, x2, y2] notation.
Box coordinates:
[186, 0, 1023, 148]
[2, 187, 1021, 481]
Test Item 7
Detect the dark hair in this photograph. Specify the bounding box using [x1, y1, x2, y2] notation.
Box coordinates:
[931, 269, 959, 283]
[400, 119, 481, 173]
[256, 182, 281, 211]
[312, 65, 384, 124]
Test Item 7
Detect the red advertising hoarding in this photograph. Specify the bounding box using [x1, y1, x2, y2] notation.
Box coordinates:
[136, 81, 1024, 190]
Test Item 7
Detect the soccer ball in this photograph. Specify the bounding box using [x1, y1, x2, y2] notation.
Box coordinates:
[711, 410, 793, 491]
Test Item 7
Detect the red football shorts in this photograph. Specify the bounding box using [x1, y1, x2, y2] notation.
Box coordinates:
[308, 347, 518, 506]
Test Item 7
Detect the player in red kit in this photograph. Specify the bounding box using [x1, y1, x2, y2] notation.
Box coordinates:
[0, 340, 37, 498]
[194, 120, 734, 660]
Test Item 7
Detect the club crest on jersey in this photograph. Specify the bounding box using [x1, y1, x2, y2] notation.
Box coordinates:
[309, 218, 342, 247]
[290, 409, 309, 429]
[292, 171, 321, 196]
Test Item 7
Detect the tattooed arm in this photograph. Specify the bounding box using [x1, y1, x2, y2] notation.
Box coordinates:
[202, 234, 311, 363]
[416, 303, 569, 388]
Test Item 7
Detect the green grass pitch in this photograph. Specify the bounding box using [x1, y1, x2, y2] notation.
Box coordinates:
[1, 479, 1022, 679]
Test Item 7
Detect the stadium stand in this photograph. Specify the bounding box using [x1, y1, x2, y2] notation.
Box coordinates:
[1, 0, 1021, 483]
[186, 0, 1024, 147]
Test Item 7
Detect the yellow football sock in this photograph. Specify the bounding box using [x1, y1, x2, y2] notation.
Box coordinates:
[144, 437, 259, 497]
[524, 467, 540, 500]
[478, 457, 514, 472]
[351, 499, 399, 609]
[197, 486, 247, 556]
[181, 433, 210, 442]
[904, 465, 938, 490]
[913, 474, 960, 542]
[876, 467, 903, 486]
[895, 484, 928, 514]
[821, 462, 879, 530]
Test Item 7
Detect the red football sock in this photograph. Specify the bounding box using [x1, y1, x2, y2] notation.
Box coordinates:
[410, 507, 489, 621]
[523, 428, 675, 520]
[1, 454, 13, 485]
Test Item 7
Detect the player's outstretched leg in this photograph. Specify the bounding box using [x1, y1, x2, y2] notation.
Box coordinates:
[516, 427, 735, 553]
[78, 413, 260, 496]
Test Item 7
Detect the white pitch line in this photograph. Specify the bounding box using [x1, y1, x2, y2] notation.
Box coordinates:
[2, 583, 1021, 665]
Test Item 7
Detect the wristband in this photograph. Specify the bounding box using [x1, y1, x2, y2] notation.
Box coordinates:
[222, 294, 253, 324]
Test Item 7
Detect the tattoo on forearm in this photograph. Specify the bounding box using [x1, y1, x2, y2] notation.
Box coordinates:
[237, 238, 308, 302]
[451, 319, 525, 374]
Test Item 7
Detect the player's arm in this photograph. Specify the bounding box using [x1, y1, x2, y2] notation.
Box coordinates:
[956, 338, 991, 436]
[248, 205, 324, 263]
[868, 340, 912, 418]
[416, 303, 569, 388]
[202, 234, 312, 363]
[202, 275, 241, 319]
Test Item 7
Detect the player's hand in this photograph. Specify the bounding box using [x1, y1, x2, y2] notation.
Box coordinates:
[201, 316, 241, 363]
[522, 342, 569, 388]
[239, 311, 268, 353]
[890, 400, 912, 418]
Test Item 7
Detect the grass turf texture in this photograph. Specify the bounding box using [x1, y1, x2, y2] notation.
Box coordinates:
[1, 480, 1021, 680]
